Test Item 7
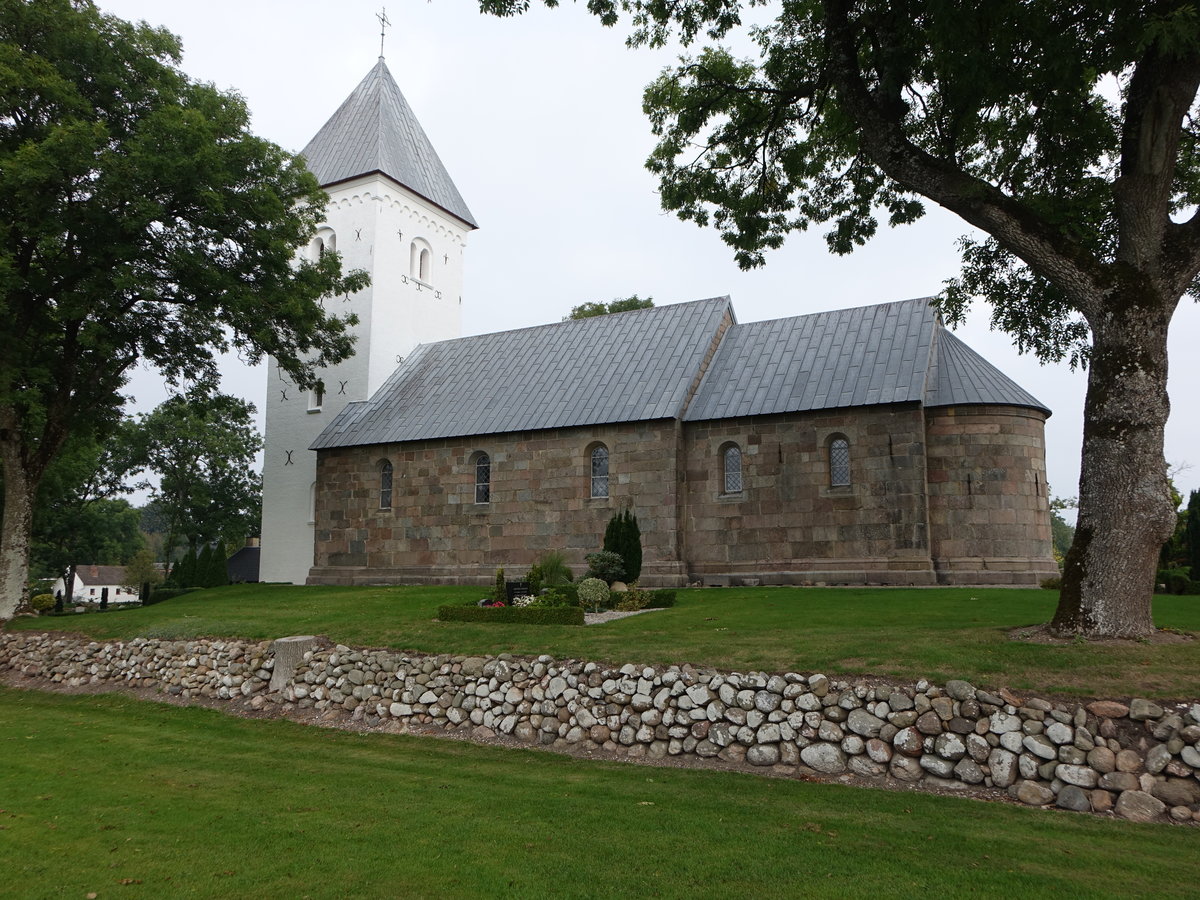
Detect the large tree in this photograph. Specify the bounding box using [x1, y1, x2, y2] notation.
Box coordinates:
[0, 1, 367, 618]
[126, 390, 263, 562]
[482, 0, 1200, 638]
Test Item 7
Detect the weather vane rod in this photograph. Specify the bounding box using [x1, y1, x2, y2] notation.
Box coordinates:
[377, 7, 391, 59]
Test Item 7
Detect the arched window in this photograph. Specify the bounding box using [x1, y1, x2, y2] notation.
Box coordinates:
[474, 452, 491, 504]
[410, 238, 432, 282]
[722, 443, 743, 494]
[590, 445, 609, 498]
[379, 460, 393, 510]
[829, 436, 851, 487]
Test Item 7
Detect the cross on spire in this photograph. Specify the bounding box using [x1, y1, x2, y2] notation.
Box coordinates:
[377, 7, 391, 59]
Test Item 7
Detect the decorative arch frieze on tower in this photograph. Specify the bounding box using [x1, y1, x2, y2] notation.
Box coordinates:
[259, 59, 476, 584]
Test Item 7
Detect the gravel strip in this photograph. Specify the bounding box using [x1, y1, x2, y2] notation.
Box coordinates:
[584, 608, 663, 625]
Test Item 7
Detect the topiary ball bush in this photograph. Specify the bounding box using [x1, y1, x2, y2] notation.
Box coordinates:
[577, 577, 611, 612]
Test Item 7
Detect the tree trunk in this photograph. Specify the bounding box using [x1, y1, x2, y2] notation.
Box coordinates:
[0, 453, 37, 620]
[1052, 301, 1177, 638]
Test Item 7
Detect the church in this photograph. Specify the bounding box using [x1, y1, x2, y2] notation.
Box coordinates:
[260, 60, 1058, 589]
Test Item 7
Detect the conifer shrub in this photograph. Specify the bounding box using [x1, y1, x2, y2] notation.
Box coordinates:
[584, 550, 625, 584]
[603, 509, 642, 582]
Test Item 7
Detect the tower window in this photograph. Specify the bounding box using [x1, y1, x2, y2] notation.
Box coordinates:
[722, 443, 743, 494]
[829, 436, 851, 487]
[410, 238, 433, 282]
[590, 445, 609, 498]
[308, 380, 325, 412]
[474, 452, 491, 504]
[379, 459, 393, 510]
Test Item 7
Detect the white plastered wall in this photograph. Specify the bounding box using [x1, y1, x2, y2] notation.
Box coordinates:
[259, 174, 470, 583]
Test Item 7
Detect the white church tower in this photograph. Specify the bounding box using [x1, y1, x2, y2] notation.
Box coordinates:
[259, 59, 477, 584]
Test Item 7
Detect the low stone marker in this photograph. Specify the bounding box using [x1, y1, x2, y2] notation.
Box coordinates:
[269, 635, 318, 692]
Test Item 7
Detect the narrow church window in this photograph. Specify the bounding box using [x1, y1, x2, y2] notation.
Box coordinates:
[475, 453, 491, 504]
[379, 460, 393, 510]
[722, 443, 743, 494]
[308, 380, 325, 412]
[590, 445, 609, 498]
[829, 437, 851, 487]
[410, 239, 433, 282]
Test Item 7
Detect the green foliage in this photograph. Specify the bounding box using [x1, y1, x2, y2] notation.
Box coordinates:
[0, 0, 367, 618]
[614, 587, 650, 612]
[492, 567, 507, 603]
[170, 546, 199, 589]
[536, 551, 573, 586]
[644, 589, 676, 609]
[577, 577, 611, 612]
[584, 550, 625, 585]
[125, 390, 263, 561]
[436, 604, 585, 625]
[541, 583, 580, 607]
[1188, 490, 1200, 576]
[143, 586, 202, 606]
[1156, 569, 1196, 595]
[122, 548, 164, 593]
[525, 564, 544, 596]
[603, 509, 642, 583]
[566, 296, 654, 320]
[1040, 577, 1063, 591]
[29, 593, 54, 613]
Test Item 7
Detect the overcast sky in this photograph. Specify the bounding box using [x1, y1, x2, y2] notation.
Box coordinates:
[99, 0, 1200, 505]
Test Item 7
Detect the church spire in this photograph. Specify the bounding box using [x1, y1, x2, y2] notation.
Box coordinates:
[299, 59, 477, 229]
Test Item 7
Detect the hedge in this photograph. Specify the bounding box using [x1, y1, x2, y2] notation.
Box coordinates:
[644, 589, 676, 608]
[144, 587, 203, 606]
[437, 604, 585, 626]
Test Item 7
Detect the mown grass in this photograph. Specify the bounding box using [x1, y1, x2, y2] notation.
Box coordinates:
[7, 584, 1200, 698]
[1, 686, 1197, 900]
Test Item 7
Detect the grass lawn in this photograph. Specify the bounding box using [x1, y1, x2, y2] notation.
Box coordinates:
[1, 686, 1197, 900]
[7, 584, 1199, 699]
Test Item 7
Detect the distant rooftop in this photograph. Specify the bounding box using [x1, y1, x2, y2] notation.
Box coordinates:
[300, 59, 477, 229]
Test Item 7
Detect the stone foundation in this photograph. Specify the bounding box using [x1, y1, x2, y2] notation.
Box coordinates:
[5, 631, 1193, 824]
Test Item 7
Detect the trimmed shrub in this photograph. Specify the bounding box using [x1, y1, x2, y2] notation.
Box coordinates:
[492, 567, 507, 604]
[578, 577, 611, 612]
[525, 563, 544, 596]
[645, 589, 676, 608]
[584, 550, 625, 584]
[1040, 576, 1062, 590]
[614, 587, 650, 612]
[29, 593, 55, 614]
[437, 604, 585, 626]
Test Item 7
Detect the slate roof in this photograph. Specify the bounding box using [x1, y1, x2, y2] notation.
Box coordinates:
[685, 297, 1048, 421]
[311, 297, 735, 449]
[924, 329, 1049, 413]
[312, 296, 1048, 450]
[300, 59, 477, 228]
[683, 298, 935, 421]
[73, 565, 127, 586]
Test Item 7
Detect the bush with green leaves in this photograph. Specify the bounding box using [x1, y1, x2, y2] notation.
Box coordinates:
[577, 577, 612, 612]
[29, 593, 55, 614]
[584, 550, 625, 585]
[539, 583, 579, 607]
[614, 587, 650, 612]
[603, 508, 642, 583]
[492, 567, 507, 603]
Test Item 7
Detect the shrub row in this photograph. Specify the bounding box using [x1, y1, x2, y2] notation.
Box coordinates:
[144, 587, 203, 606]
[437, 604, 585, 626]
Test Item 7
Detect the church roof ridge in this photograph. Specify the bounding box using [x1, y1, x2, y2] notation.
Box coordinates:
[300, 58, 477, 228]
[310, 297, 733, 449]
